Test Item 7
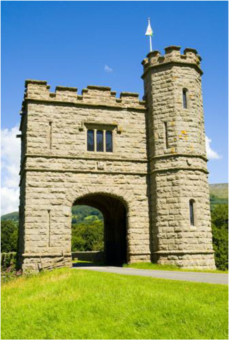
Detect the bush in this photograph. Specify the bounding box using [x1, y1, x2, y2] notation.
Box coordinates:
[72, 220, 104, 252]
[1, 220, 18, 253]
[1, 252, 17, 270]
[211, 204, 228, 270]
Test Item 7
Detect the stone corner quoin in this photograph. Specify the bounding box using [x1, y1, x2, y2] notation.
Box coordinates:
[17, 45, 216, 272]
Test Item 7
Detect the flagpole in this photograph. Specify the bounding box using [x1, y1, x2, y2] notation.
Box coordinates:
[149, 35, 152, 52]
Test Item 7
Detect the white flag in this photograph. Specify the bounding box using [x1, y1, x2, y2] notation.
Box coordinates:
[145, 19, 153, 36]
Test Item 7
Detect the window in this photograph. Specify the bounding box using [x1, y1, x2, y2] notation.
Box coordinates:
[87, 130, 94, 151]
[189, 199, 195, 226]
[106, 131, 113, 152]
[183, 89, 188, 109]
[97, 130, 104, 152]
[87, 128, 113, 153]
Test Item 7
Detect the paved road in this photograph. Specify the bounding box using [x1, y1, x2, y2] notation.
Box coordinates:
[73, 264, 228, 285]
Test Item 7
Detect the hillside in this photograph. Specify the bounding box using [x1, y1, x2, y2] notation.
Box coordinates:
[1, 211, 19, 222]
[210, 183, 228, 206]
[1, 184, 227, 222]
[210, 183, 228, 199]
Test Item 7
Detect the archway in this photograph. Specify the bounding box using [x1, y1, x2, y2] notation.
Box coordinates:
[72, 194, 128, 266]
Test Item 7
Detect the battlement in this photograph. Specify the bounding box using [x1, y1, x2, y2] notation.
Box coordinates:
[23, 80, 145, 110]
[142, 46, 202, 77]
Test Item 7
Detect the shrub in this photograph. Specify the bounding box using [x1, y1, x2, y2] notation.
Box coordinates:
[1, 220, 18, 253]
[211, 204, 228, 270]
[72, 220, 104, 251]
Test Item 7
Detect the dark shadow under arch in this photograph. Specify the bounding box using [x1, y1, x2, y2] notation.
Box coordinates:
[73, 193, 127, 266]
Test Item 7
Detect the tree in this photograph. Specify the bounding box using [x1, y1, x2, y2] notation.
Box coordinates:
[1, 220, 18, 253]
[211, 204, 228, 270]
[71, 221, 104, 252]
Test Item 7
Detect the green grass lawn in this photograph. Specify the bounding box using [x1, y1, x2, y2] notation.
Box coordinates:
[1, 268, 228, 340]
[124, 262, 228, 274]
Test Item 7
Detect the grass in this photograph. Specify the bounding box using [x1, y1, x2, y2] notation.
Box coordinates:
[124, 262, 229, 274]
[1, 268, 228, 339]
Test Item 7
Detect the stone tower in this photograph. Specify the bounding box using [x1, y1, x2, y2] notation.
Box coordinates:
[17, 46, 215, 271]
[142, 46, 215, 268]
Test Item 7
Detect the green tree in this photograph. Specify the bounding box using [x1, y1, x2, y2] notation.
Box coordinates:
[72, 220, 104, 252]
[211, 204, 228, 270]
[1, 220, 18, 253]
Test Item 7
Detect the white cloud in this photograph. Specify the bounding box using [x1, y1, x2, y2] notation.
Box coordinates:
[104, 64, 113, 73]
[205, 136, 222, 160]
[1, 187, 19, 215]
[1, 125, 21, 215]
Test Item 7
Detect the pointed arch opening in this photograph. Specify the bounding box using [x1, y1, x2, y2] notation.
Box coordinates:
[72, 193, 128, 266]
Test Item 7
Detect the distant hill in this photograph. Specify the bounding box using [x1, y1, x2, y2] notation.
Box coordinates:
[1, 212, 19, 222]
[1, 184, 227, 222]
[210, 183, 228, 207]
[210, 183, 228, 199]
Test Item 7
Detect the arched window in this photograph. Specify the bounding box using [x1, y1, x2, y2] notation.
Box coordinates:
[183, 89, 188, 109]
[189, 199, 195, 226]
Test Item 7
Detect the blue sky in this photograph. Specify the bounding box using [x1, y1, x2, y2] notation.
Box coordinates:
[1, 1, 228, 213]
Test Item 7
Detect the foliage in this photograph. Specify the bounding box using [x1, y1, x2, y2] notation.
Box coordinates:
[211, 204, 228, 270]
[210, 194, 228, 209]
[1, 268, 228, 339]
[1, 252, 21, 284]
[1, 220, 18, 253]
[1, 252, 17, 269]
[71, 205, 103, 224]
[72, 220, 104, 251]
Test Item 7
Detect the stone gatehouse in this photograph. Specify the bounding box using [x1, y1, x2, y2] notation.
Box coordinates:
[18, 46, 216, 271]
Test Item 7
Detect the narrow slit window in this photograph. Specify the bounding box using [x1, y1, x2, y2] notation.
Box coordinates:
[87, 130, 94, 151]
[164, 122, 169, 149]
[97, 130, 104, 152]
[189, 200, 195, 226]
[183, 89, 188, 109]
[48, 209, 51, 247]
[49, 122, 52, 149]
[106, 131, 113, 152]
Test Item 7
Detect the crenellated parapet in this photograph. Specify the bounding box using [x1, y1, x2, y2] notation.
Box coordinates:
[142, 46, 202, 78]
[22, 80, 146, 111]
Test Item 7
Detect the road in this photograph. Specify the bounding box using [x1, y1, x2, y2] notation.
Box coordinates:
[73, 264, 228, 285]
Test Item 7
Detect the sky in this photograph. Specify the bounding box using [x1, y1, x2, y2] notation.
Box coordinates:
[1, 1, 228, 215]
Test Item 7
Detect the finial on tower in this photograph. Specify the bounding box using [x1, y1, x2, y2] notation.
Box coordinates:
[145, 18, 153, 52]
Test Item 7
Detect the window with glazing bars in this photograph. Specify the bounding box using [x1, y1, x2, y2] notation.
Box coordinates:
[87, 129, 113, 152]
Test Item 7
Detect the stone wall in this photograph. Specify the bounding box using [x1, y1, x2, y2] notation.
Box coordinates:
[72, 251, 104, 263]
[142, 46, 215, 269]
[19, 83, 151, 271]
